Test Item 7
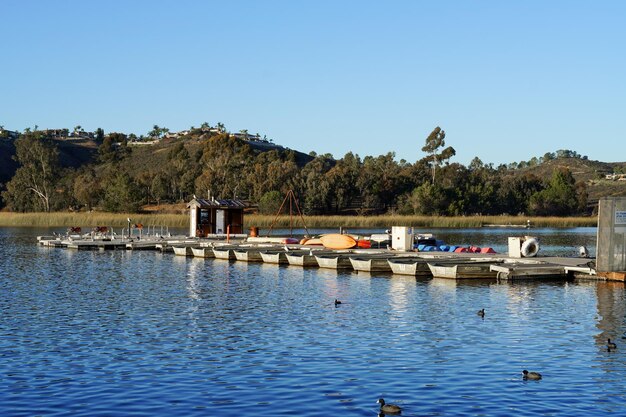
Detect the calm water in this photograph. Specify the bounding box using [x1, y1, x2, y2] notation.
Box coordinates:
[1, 227, 625, 417]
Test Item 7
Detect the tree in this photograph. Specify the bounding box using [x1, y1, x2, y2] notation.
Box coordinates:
[95, 127, 105, 142]
[299, 154, 334, 214]
[542, 152, 555, 163]
[2, 132, 59, 212]
[101, 172, 142, 212]
[73, 169, 102, 210]
[326, 152, 361, 213]
[167, 141, 198, 201]
[406, 182, 446, 215]
[258, 190, 283, 214]
[529, 168, 581, 216]
[150, 172, 170, 206]
[148, 125, 168, 140]
[195, 134, 253, 200]
[421, 126, 456, 184]
[98, 132, 129, 163]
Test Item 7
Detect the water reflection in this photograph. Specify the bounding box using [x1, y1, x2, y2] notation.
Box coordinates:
[595, 282, 626, 347]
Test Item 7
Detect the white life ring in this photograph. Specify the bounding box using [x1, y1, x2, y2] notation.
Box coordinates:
[521, 237, 540, 257]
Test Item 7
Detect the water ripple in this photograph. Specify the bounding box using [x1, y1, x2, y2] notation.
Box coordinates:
[0, 228, 624, 416]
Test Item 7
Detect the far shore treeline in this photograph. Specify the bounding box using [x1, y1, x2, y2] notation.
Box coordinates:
[0, 124, 625, 218]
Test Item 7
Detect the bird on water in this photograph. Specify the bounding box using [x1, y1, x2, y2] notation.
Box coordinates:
[334, 299, 342, 306]
[522, 370, 542, 380]
[477, 308, 485, 317]
[607, 338, 617, 350]
[377, 398, 402, 414]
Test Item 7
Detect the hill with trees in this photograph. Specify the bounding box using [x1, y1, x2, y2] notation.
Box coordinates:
[1, 124, 624, 216]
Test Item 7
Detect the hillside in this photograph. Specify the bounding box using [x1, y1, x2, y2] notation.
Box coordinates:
[2, 132, 625, 210]
[117, 135, 314, 179]
[519, 158, 626, 202]
[1, 137, 99, 184]
[0, 133, 313, 185]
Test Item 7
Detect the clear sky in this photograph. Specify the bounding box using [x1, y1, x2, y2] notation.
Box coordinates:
[2, 1, 625, 165]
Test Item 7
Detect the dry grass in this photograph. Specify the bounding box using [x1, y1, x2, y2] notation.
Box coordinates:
[0, 212, 597, 228]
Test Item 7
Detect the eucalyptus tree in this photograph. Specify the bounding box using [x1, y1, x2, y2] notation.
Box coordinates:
[73, 168, 103, 211]
[2, 131, 60, 212]
[326, 152, 361, 213]
[421, 126, 456, 184]
[195, 134, 254, 200]
[300, 154, 334, 214]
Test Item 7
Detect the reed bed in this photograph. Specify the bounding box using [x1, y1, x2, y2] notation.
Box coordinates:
[0, 212, 596, 229]
[0, 212, 188, 228]
[245, 214, 596, 228]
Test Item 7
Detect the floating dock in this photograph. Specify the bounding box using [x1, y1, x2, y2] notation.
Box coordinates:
[36, 234, 605, 281]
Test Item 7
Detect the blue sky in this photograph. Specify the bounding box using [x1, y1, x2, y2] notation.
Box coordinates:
[2, 1, 624, 165]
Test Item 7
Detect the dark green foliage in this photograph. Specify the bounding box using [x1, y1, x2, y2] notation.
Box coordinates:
[258, 190, 283, 214]
[73, 168, 103, 210]
[95, 128, 105, 142]
[99, 133, 130, 163]
[101, 172, 142, 212]
[529, 168, 586, 216]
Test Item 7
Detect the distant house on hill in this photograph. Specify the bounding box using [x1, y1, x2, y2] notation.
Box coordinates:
[68, 131, 95, 139]
[0, 129, 19, 140]
[42, 129, 70, 138]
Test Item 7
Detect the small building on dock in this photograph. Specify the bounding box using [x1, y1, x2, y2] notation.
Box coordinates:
[188, 197, 247, 237]
[596, 197, 626, 280]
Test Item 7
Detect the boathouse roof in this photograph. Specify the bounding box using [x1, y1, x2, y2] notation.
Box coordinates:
[187, 198, 248, 209]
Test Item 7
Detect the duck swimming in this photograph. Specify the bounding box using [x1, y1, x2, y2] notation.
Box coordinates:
[607, 338, 617, 350]
[377, 398, 402, 414]
[477, 308, 485, 317]
[522, 370, 542, 380]
[334, 299, 342, 306]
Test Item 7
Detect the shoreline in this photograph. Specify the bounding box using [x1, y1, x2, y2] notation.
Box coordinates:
[0, 212, 597, 229]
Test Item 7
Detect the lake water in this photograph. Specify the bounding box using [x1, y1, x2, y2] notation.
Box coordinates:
[1, 227, 625, 416]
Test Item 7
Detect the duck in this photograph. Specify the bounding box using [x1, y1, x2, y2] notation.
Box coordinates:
[377, 398, 402, 414]
[522, 370, 542, 380]
[607, 338, 617, 350]
[334, 299, 342, 306]
[477, 308, 485, 317]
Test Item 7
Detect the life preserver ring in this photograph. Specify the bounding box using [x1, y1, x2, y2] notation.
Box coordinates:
[521, 237, 539, 257]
